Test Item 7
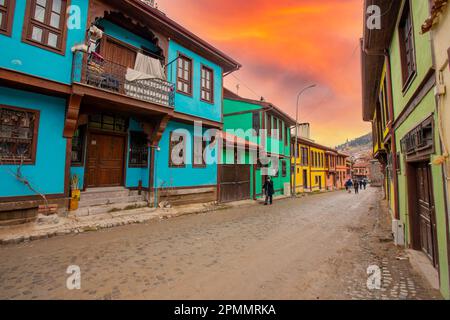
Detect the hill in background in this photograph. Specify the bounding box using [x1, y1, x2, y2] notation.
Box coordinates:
[336, 133, 373, 161]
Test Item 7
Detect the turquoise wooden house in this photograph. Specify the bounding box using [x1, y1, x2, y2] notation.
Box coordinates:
[0, 0, 240, 224]
[221, 89, 295, 202]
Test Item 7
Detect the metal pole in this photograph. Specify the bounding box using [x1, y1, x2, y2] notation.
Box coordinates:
[294, 84, 316, 197]
[149, 145, 160, 208]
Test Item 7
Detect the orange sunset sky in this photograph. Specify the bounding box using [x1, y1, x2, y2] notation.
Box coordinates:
[159, 0, 369, 147]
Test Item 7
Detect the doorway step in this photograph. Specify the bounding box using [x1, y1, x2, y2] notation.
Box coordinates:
[72, 187, 148, 217]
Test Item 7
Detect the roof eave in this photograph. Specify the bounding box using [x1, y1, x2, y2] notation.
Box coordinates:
[224, 89, 296, 125]
[128, 0, 241, 73]
[361, 0, 402, 122]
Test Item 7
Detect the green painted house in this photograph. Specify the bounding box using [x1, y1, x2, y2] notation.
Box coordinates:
[362, 0, 450, 298]
[220, 89, 295, 203]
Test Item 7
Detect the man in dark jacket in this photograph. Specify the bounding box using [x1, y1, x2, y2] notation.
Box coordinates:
[353, 179, 359, 194]
[263, 176, 275, 205]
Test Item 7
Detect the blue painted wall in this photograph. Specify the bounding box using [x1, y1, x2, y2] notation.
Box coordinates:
[168, 40, 223, 122]
[0, 86, 67, 197]
[0, 0, 88, 84]
[0, 4, 223, 197]
[154, 120, 218, 188]
[70, 166, 84, 190]
[96, 19, 159, 53]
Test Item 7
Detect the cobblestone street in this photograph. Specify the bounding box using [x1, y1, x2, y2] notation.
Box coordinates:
[0, 188, 441, 299]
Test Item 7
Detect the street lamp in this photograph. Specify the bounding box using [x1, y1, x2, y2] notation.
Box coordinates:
[293, 84, 316, 197]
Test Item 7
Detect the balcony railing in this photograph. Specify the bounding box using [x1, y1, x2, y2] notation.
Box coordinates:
[73, 52, 174, 108]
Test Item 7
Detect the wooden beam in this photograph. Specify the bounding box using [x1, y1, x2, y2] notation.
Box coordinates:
[0, 67, 71, 96]
[172, 111, 223, 129]
[150, 114, 171, 146]
[63, 94, 83, 138]
[141, 120, 156, 141]
[72, 83, 175, 116]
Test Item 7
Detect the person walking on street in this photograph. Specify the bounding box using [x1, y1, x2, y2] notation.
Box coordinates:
[363, 179, 367, 190]
[353, 179, 359, 194]
[359, 180, 363, 190]
[263, 176, 275, 205]
[345, 179, 353, 193]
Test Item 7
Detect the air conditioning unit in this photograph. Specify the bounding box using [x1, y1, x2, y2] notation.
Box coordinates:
[392, 219, 404, 246]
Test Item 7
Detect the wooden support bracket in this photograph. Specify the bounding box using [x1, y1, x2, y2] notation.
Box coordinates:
[151, 115, 171, 146]
[63, 94, 83, 138]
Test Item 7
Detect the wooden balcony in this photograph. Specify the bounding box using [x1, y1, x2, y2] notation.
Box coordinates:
[72, 52, 174, 109]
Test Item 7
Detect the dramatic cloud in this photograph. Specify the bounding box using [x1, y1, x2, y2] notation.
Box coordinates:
[159, 0, 369, 147]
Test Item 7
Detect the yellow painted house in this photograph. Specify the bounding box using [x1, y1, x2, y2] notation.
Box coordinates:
[291, 139, 311, 193]
[310, 146, 326, 191]
[291, 137, 333, 193]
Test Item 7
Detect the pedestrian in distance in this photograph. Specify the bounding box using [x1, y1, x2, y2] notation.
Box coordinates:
[359, 180, 363, 190]
[353, 179, 359, 194]
[263, 176, 275, 205]
[363, 179, 367, 190]
[345, 179, 353, 193]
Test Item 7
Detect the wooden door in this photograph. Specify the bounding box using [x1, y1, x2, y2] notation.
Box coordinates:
[102, 38, 137, 68]
[303, 170, 308, 188]
[219, 164, 251, 203]
[415, 163, 438, 267]
[86, 133, 125, 188]
[236, 165, 251, 199]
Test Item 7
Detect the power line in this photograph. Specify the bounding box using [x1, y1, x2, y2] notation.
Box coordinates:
[230, 73, 261, 99]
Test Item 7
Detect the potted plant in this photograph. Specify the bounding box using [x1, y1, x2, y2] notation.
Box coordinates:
[69, 174, 81, 211]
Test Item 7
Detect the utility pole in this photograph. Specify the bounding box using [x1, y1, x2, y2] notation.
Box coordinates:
[293, 84, 316, 197]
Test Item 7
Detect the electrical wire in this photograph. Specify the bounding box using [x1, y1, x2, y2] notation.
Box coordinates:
[230, 73, 262, 99]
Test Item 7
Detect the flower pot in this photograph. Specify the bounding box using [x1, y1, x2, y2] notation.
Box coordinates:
[69, 189, 81, 211]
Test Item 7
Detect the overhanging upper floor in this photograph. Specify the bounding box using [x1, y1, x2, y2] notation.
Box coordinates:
[361, 0, 401, 121]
